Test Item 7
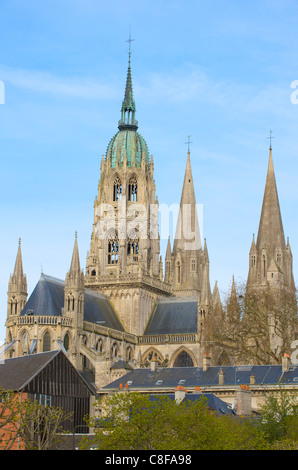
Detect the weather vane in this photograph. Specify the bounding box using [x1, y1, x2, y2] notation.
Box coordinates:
[185, 135, 193, 153]
[267, 130, 274, 149]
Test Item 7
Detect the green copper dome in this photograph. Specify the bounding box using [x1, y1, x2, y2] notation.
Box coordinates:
[106, 53, 149, 168]
[107, 129, 149, 168]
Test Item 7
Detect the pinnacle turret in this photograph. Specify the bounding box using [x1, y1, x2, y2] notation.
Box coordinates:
[7, 238, 27, 317]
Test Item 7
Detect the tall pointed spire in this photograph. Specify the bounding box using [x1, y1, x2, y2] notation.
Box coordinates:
[118, 37, 138, 131]
[7, 238, 27, 317]
[70, 231, 81, 276]
[247, 144, 294, 290]
[172, 150, 206, 297]
[256, 147, 285, 253]
[13, 238, 24, 279]
[66, 232, 84, 290]
[173, 151, 201, 253]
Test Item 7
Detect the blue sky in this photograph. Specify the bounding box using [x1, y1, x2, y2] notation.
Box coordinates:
[1, 0, 298, 341]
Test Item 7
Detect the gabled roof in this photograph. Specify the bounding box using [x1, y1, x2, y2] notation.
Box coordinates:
[0, 350, 96, 396]
[103, 363, 298, 391]
[143, 297, 198, 335]
[20, 274, 124, 332]
[0, 350, 60, 391]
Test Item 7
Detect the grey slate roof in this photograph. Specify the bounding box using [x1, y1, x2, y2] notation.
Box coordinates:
[0, 350, 96, 396]
[144, 297, 198, 335]
[150, 393, 235, 415]
[103, 364, 298, 391]
[0, 350, 60, 391]
[21, 274, 124, 332]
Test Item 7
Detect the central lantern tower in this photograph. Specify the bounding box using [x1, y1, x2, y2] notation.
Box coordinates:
[85, 52, 172, 335]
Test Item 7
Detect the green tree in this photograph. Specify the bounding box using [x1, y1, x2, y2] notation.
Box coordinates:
[0, 387, 21, 450]
[18, 400, 73, 450]
[80, 391, 267, 450]
[257, 388, 298, 445]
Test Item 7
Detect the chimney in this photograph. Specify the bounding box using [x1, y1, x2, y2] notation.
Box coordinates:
[218, 369, 224, 386]
[150, 361, 157, 372]
[249, 373, 255, 385]
[175, 386, 186, 404]
[236, 385, 252, 416]
[282, 353, 290, 372]
[203, 353, 211, 371]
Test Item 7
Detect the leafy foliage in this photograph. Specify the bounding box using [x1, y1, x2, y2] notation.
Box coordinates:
[81, 392, 267, 450]
[0, 387, 72, 450]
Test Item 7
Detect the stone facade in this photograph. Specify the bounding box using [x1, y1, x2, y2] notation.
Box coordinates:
[3, 54, 296, 391]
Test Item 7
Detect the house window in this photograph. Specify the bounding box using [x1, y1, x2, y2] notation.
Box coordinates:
[35, 394, 51, 406]
[191, 259, 196, 272]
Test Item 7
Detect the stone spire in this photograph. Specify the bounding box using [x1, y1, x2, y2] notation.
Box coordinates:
[7, 238, 27, 317]
[65, 233, 84, 296]
[64, 233, 85, 336]
[13, 238, 25, 280]
[247, 146, 294, 290]
[118, 51, 138, 131]
[173, 152, 201, 254]
[226, 276, 240, 327]
[172, 151, 205, 296]
[256, 147, 285, 254]
[69, 232, 82, 279]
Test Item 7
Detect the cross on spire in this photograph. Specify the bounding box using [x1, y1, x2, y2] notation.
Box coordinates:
[185, 135, 193, 153]
[267, 130, 274, 149]
[125, 27, 134, 61]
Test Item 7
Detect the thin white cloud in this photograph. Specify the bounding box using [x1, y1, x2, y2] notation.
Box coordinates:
[135, 66, 294, 119]
[0, 66, 118, 100]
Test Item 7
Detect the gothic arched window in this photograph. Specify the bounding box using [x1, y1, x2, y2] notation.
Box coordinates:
[22, 330, 29, 355]
[111, 341, 119, 358]
[113, 175, 122, 201]
[262, 255, 266, 278]
[96, 338, 104, 353]
[107, 235, 119, 265]
[128, 175, 137, 202]
[127, 238, 139, 262]
[126, 346, 133, 362]
[63, 332, 70, 351]
[143, 349, 163, 367]
[177, 261, 181, 284]
[42, 331, 51, 352]
[173, 350, 194, 367]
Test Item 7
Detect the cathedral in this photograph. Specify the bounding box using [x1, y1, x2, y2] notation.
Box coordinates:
[4, 52, 296, 390]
